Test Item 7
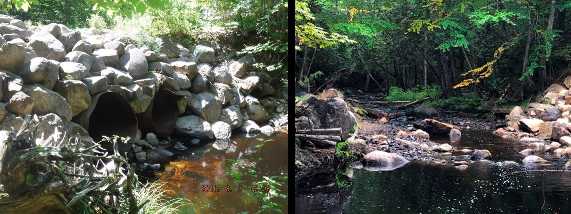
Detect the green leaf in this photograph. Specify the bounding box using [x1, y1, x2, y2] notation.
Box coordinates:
[233, 173, 242, 181]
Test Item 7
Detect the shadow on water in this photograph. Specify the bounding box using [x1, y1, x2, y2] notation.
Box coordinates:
[296, 130, 571, 213]
[156, 132, 288, 213]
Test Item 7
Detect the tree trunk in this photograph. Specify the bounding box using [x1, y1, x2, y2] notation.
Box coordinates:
[539, 0, 557, 90]
[424, 34, 428, 87]
[521, 9, 533, 83]
[450, 48, 456, 94]
[299, 44, 308, 82]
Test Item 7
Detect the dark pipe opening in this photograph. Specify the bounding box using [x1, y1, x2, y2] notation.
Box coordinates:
[137, 88, 182, 137]
[73, 92, 138, 155]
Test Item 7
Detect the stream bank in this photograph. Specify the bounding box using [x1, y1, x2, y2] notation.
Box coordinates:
[296, 86, 571, 213]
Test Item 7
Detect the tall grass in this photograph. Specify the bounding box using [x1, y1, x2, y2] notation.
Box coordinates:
[134, 181, 195, 214]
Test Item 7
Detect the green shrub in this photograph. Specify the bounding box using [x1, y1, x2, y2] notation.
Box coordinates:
[385, 85, 442, 101]
[432, 92, 484, 112]
[87, 14, 107, 29]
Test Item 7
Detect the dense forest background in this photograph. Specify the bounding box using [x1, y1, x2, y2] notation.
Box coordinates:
[295, 0, 571, 110]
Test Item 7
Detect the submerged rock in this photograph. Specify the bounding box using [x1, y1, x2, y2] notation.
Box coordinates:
[413, 119, 458, 135]
[471, 149, 491, 161]
[362, 151, 409, 171]
[173, 142, 187, 150]
[522, 155, 546, 163]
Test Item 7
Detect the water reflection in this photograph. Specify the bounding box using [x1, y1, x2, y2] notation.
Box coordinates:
[296, 130, 571, 213]
[296, 161, 571, 213]
[157, 132, 288, 213]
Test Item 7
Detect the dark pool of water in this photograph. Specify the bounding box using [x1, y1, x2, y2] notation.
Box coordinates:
[296, 130, 571, 213]
[156, 132, 288, 213]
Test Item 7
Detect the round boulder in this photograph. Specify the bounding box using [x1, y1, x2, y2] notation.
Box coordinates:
[211, 121, 232, 139]
[174, 115, 214, 140]
[362, 151, 409, 171]
[119, 49, 148, 80]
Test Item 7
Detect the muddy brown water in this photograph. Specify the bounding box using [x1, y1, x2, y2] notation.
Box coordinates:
[148, 132, 288, 213]
[296, 129, 571, 213]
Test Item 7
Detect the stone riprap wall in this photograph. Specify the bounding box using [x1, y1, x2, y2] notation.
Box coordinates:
[0, 14, 287, 165]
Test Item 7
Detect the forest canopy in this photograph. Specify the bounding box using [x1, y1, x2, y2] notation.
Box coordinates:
[295, 0, 571, 107]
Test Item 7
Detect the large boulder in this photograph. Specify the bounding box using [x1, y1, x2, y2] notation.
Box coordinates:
[174, 115, 214, 140]
[413, 119, 458, 135]
[33, 113, 66, 146]
[154, 73, 180, 91]
[128, 93, 152, 114]
[6, 91, 34, 117]
[72, 40, 92, 54]
[172, 72, 191, 90]
[519, 118, 545, 133]
[211, 121, 232, 139]
[0, 71, 23, 102]
[229, 54, 253, 78]
[82, 76, 108, 95]
[240, 120, 261, 133]
[193, 45, 215, 64]
[220, 105, 243, 129]
[158, 38, 180, 58]
[57, 31, 81, 52]
[100, 67, 133, 85]
[190, 70, 208, 93]
[407, 104, 438, 118]
[86, 35, 104, 49]
[362, 151, 409, 171]
[170, 61, 197, 79]
[544, 84, 566, 95]
[65, 51, 92, 71]
[295, 95, 357, 140]
[235, 76, 260, 95]
[0, 23, 32, 39]
[19, 57, 59, 84]
[58, 62, 88, 80]
[187, 92, 221, 123]
[254, 83, 275, 97]
[552, 124, 570, 142]
[118, 49, 148, 80]
[92, 49, 119, 67]
[212, 65, 232, 85]
[89, 54, 106, 73]
[209, 83, 233, 106]
[26, 84, 73, 124]
[104, 41, 126, 56]
[28, 31, 65, 61]
[52, 80, 91, 116]
[244, 95, 270, 123]
[0, 40, 25, 74]
[540, 107, 561, 121]
[149, 62, 174, 77]
[231, 86, 246, 107]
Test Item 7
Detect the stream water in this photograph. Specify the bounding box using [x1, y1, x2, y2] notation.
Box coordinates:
[149, 132, 288, 213]
[296, 129, 571, 213]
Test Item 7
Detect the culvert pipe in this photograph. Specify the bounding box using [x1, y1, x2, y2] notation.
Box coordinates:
[72, 91, 138, 155]
[137, 88, 183, 137]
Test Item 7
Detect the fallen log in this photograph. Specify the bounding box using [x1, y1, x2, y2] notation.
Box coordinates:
[362, 108, 399, 119]
[296, 128, 342, 136]
[396, 97, 429, 109]
[295, 134, 342, 142]
[346, 98, 410, 105]
[295, 134, 341, 147]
